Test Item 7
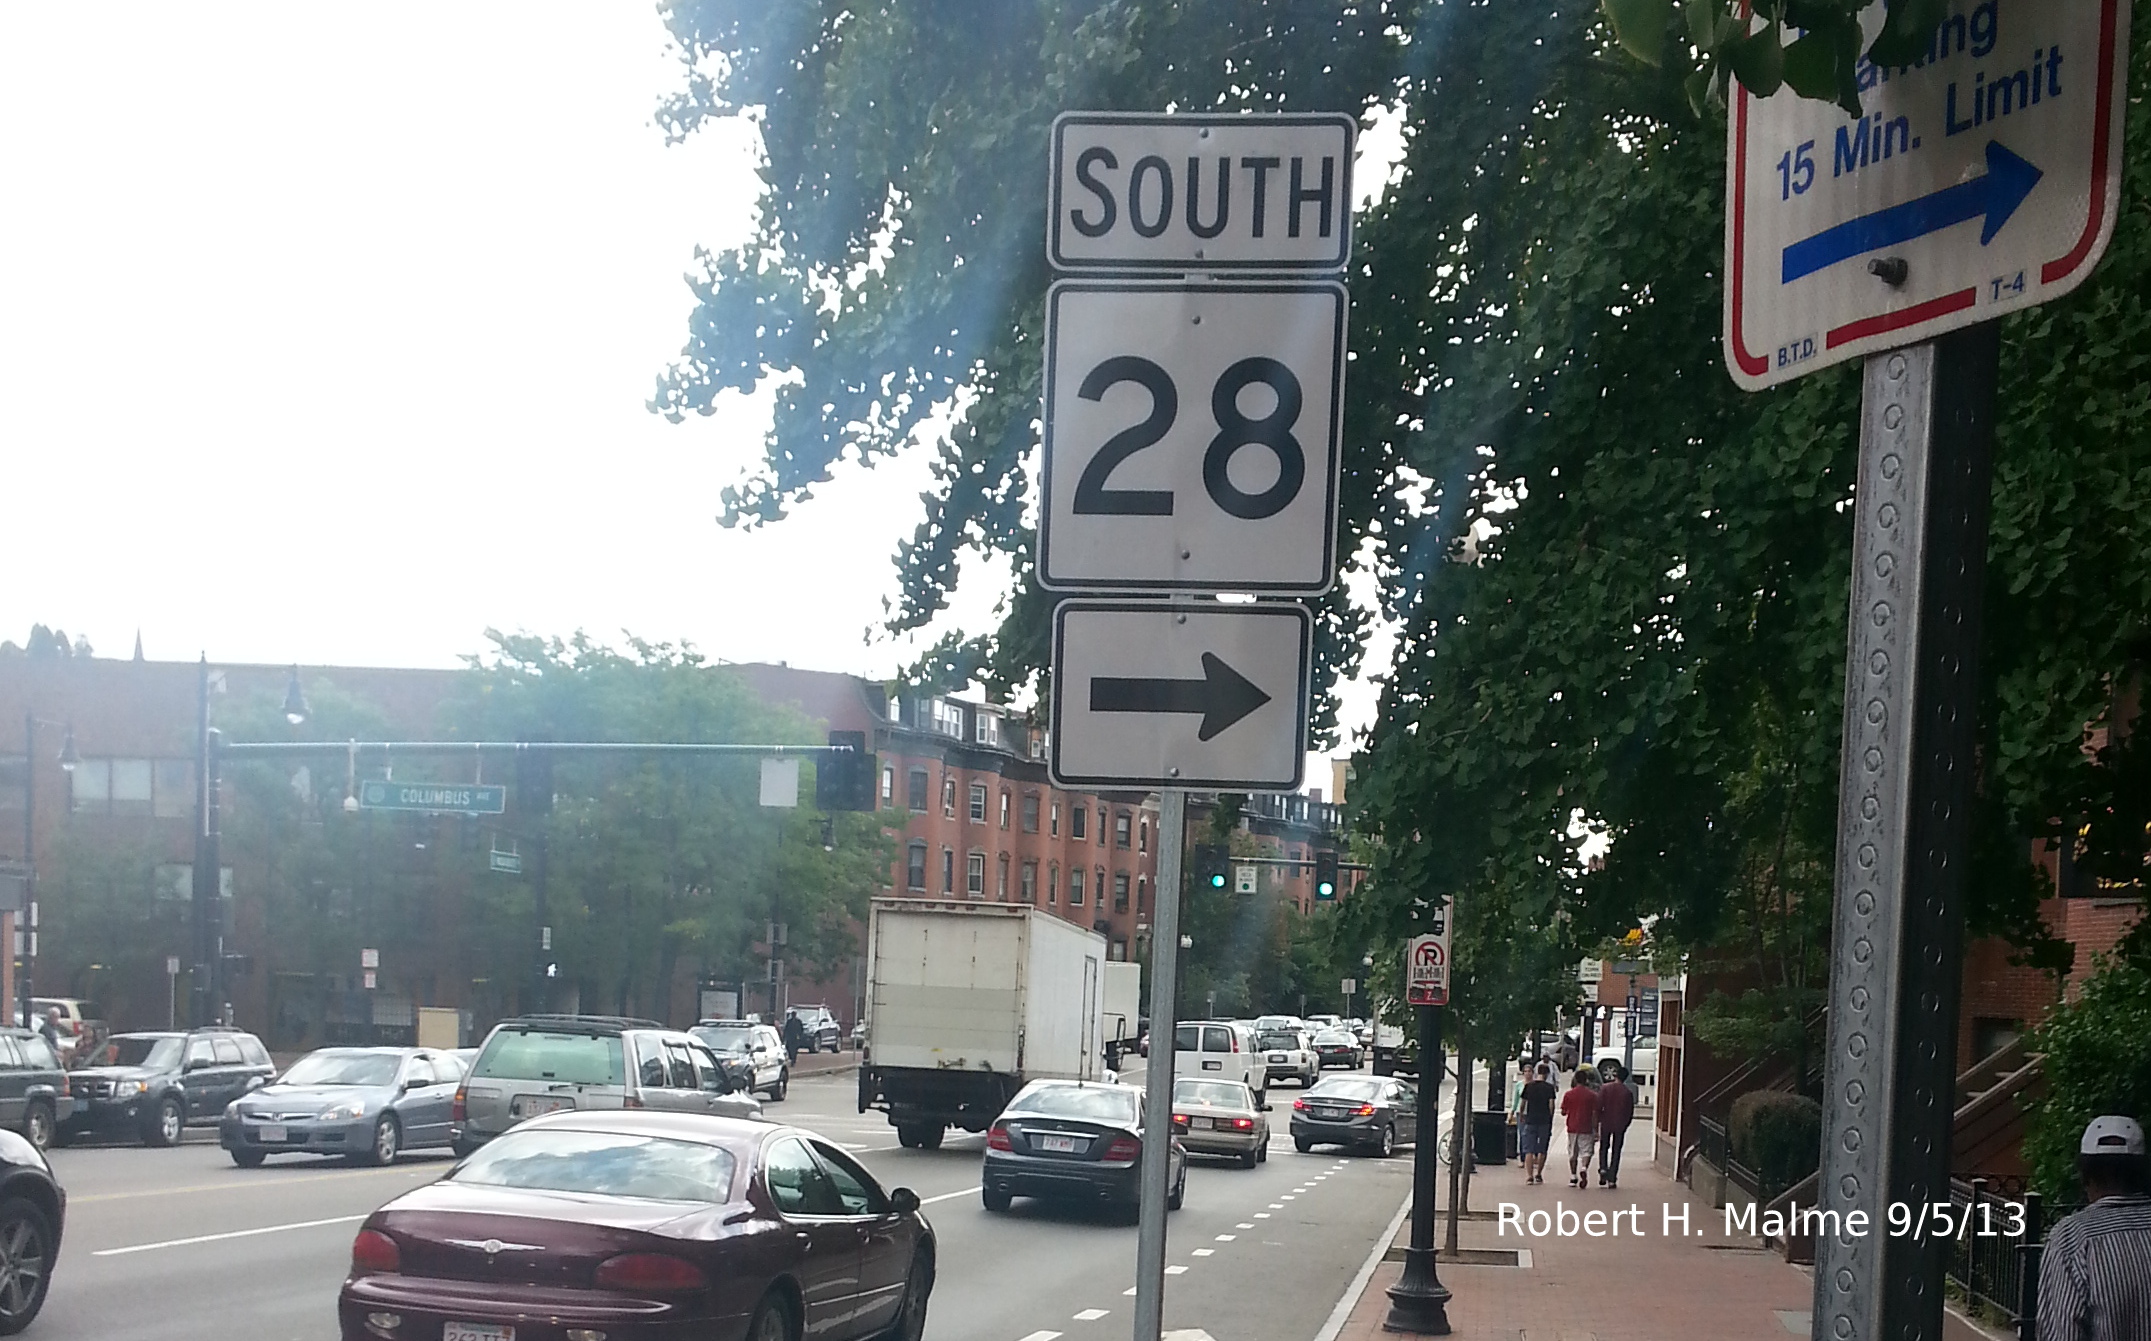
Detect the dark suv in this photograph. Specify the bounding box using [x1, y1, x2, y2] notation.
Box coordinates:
[62, 1027, 275, 1147]
[0, 1027, 73, 1151]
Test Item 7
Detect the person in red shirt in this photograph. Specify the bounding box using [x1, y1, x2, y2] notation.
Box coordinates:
[1597, 1061, 1637, 1189]
[1559, 1068, 1601, 1189]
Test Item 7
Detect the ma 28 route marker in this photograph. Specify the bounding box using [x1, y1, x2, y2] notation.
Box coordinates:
[1725, 0, 2128, 389]
[1720, 7, 2132, 1341]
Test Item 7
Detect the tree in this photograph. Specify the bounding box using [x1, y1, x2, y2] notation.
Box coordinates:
[2022, 959, 2151, 1202]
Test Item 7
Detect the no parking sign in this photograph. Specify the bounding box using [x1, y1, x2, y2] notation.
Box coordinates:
[1405, 905, 1451, 1007]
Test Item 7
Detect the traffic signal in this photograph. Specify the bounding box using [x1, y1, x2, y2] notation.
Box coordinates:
[1313, 850, 1339, 900]
[515, 747, 554, 815]
[815, 731, 876, 811]
[1193, 844, 1230, 891]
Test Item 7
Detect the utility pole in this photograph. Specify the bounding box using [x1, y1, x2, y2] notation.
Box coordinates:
[190, 657, 218, 1027]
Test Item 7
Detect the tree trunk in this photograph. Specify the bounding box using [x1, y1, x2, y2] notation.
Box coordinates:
[1446, 1051, 1473, 1254]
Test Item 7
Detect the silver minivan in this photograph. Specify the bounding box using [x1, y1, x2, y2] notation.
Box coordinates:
[451, 1015, 761, 1154]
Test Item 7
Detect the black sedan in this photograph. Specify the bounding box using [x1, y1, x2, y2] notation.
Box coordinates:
[0, 1127, 63, 1334]
[1290, 1075, 1419, 1157]
[983, 1080, 1185, 1216]
[340, 1110, 933, 1341]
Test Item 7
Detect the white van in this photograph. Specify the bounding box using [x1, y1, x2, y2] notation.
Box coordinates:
[1173, 1021, 1267, 1103]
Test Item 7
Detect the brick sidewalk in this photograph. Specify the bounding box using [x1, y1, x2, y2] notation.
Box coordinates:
[1327, 1153, 1815, 1341]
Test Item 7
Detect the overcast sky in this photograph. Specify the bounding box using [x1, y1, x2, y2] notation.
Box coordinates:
[0, 4, 1383, 784]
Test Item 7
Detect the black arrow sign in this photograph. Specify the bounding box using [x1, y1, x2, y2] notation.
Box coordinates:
[1090, 653, 1272, 741]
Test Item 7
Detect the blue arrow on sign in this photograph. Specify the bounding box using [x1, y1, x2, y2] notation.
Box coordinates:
[1781, 140, 2043, 284]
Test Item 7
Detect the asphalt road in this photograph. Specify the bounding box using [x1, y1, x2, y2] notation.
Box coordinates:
[36, 1064, 1430, 1341]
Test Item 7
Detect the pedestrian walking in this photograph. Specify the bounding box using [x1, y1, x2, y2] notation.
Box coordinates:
[1596, 1060, 1636, 1189]
[781, 1012, 805, 1066]
[37, 1007, 62, 1056]
[1515, 1062, 1557, 1184]
[2037, 1114, 2151, 1341]
[1560, 1067, 1600, 1189]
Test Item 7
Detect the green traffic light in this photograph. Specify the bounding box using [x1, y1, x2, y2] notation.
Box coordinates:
[1209, 874, 1227, 888]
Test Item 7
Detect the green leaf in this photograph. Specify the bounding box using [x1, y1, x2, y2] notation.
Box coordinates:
[1779, 29, 1842, 103]
[1603, 0, 1672, 66]
[1867, 0, 1950, 69]
[1724, 25, 1785, 98]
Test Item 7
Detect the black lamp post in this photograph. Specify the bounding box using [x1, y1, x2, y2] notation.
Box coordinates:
[19, 715, 78, 1032]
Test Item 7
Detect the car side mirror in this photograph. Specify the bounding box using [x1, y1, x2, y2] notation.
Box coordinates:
[184, 1057, 210, 1072]
[889, 1187, 921, 1214]
[404, 1077, 427, 1092]
[245, 1075, 267, 1091]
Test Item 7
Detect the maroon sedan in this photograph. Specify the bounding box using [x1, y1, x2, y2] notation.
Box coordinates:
[339, 1110, 933, 1341]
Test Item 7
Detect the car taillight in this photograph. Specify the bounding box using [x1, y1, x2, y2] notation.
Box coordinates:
[350, 1229, 400, 1275]
[1292, 1098, 1308, 1111]
[594, 1253, 708, 1292]
[1356, 1104, 1377, 1116]
[1173, 1114, 1189, 1127]
[1231, 1117, 1255, 1131]
[987, 1124, 1012, 1151]
[450, 1087, 465, 1123]
[1102, 1135, 1141, 1163]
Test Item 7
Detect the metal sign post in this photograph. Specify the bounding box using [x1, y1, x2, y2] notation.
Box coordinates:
[1811, 324, 2000, 1341]
[1132, 790, 1186, 1341]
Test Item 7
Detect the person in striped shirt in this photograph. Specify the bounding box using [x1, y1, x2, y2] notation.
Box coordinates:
[2037, 1114, 2151, 1341]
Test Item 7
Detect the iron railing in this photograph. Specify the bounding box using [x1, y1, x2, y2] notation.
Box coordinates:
[1940, 1179, 2084, 1341]
[1698, 1115, 1730, 1172]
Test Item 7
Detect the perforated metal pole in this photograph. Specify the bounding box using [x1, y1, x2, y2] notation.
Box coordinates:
[1133, 788, 1186, 1341]
[1812, 325, 1998, 1341]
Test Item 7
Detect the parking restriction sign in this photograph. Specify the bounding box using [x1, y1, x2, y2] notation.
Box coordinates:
[1405, 906, 1451, 1008]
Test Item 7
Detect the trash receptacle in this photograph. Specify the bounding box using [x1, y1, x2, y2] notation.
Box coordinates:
[1472, 1110, 1508, 1165]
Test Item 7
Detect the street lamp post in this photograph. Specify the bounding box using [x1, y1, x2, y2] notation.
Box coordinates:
[17, 714, 78, 1032]
[1385, 996, 1452, 1334]
[191, 661, 307, 1027]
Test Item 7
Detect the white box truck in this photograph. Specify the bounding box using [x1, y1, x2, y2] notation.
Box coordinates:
[858, 899, 1108, 1148]
[1101, 960, 1142, 1070]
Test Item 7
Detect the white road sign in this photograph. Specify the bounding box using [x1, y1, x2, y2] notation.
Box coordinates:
[1040, 280, 1346, 594]
[1050, 112, 1354, 271]
[1235, 864, 1259, 894]
[1406, 913, 1451, 1008]
[1050, 601, 1310, 791]
[1725, 0, 2129, 390]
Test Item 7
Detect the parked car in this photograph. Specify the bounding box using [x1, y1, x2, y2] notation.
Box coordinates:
[1306, 1014, 1344, 1031]
[1290, 1074, 1420, 1157]
[0, 1028, 72, 1151]
[62, 1027, 274, 1147]
[1312, 1027, 1364, 1070]
[1171, 1077, 1268, 1168]
[1253, 1014, 1309, 1035]
[1172, 1021, 1266, 1102]
[982, 1079, 1185, 1216]
[784, 1004, 843, 1052]
[339, 1110, 934, 1341]
[1256, 1028, 1320, 1088]
[452, 1015, 760, 1155]
[691, 1019, 790, 1101]
[0, 1126, 63, 1333]
[220, 1046, 468, 1167]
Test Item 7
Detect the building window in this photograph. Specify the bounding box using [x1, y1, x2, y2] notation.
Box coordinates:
[906, 842, 927, 891]
[1021, 861, 1038, 903]
[1138, 875, 1149, 912]
[1021, 794, 1040, 833]
[969, 783, 988, 823]
[1070, 805, 1087, 840]
[1069, 869, 1085, 906]
[967, 851, 985, 898]
[943, 775, 958, 818]
[1095, 867, 1107, 907]
[997, 853, 1010, 900]
[888, 694, 903, 722]
[942, 848, 955, 895]
[1050, 802, 1060, 837]
[1109, 940, 1128, 962]
[881, 765, 895, 807]
[1139, 818, 1149, 852]
[1115, 812, 1132, 849]
[907, 768, 930, 812]
[976, 713, 1001, 747]
[1048, 862, 1059, 905]
[999, 789, 1011, 829]
[1113, 872, 1130, 912]
[932, 699, 965, 739]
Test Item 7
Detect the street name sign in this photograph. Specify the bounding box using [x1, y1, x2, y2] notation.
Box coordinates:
[356, 780, 507, 815]
[1050, 112, 1354, 272]
[1049, 601, 1310, 791]
[1725, 0, 2129, 389]
[1406, 913, 1451, 1008]
[1040, 280, 1346, 593]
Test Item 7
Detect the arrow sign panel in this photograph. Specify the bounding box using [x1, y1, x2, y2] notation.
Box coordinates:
[1780, 140, 2043, 282]
[1051, 601, 1309, 791]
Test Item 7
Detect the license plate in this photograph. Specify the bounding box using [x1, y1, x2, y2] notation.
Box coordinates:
[1317, 1108, 1345, 1119]
[259, 1124, 287, 1143]
[510, 1096, 571, 1119]
[443, 1323, 514, 1341]
[1201, 1060, 1220, 1071]
[1268, 1053, 1286, 1062]
[1190, 1117, 1213, 1130]
[1039, 1133, 1080, 1153]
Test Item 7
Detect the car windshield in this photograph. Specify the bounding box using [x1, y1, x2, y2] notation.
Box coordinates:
[1309, 1078, 1388, 1102]
[453, 1129, 737, 1203]
[473, 1030, 626, 1086]
[277, 1051, 401, 1087]
[96, 1036, 183, 1069]
[1259, 1032, 1300, 1049]
[1173, 1080, 1250, 1109]
[1015, 1085, 1139, 1124]
[692, 1025, 756, 1055]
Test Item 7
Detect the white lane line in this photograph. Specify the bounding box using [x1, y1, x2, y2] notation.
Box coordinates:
[1281, 1195, 1297, 1201]
[1192, 1248, 1215, 1257]
[1268, 1202, 1284, 1208]
[1073, 1309, 1110, 1321]
[93, 1213, 367, 1257]
[1017, 1332, 1064, 1341]
[1166, 1265, 1189, 1275]
[919, 1186, 982, 1205]
[1236, 1222, 1255, 1229]
[1215, 1234, 1236, 1241]
[1254, 1212, 1271, 1218]
[1311, 1190, 1413, 1341]
[1123, 1288, 1138, 1297]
